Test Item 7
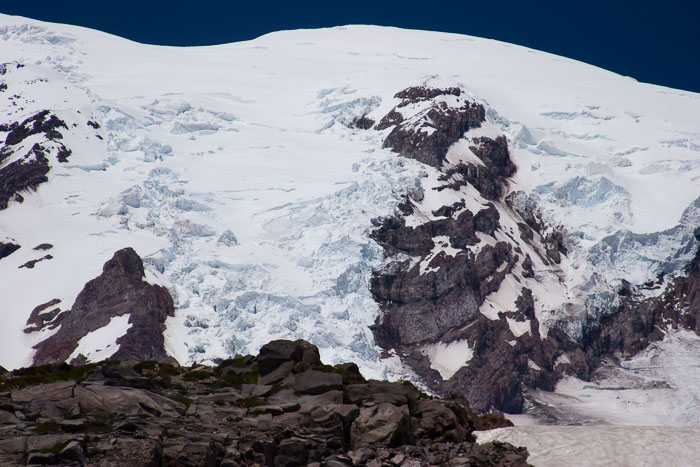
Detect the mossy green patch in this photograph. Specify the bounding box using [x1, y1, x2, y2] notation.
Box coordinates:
[33, 421, 61, 434]
[133, 361, 157, 374]
[0, 362, 106, 390]
[234, 395, 259, 408]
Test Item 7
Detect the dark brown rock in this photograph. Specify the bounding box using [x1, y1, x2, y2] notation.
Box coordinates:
[293, 370, 343, 395]
[0, 143, 50, 210]
[411, 399, 471, 444]
[378, 86, 485, 168]
[24, 299, 62, 334]
[350, 403, 413, 447]
[258, 339, 322, 376]
[350, 115, 375, 130]
[5, 110, 67, 146]
[32, 248, 175, 365]
[18, 253, 53, 269]
[0, 241, 20, 259]
[0, 339, 530, 466]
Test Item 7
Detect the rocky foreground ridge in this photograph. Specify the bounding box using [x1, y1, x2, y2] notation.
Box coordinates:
[0, 339, 528, 466]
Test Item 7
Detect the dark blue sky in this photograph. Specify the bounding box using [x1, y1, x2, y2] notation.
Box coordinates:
[2, 1, 698, 93]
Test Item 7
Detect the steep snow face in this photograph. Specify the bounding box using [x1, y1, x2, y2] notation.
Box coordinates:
[0, 15, 698, 390]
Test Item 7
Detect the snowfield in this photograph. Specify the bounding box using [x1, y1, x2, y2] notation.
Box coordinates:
[476, 425, 700, 467]
[0, 14, 699, 448]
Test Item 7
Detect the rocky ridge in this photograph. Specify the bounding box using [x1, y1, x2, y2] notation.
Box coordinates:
[30, 248, 175, 366]
[368, 86, 569, 411]
[0, 339, 529, 466]
[0, 103, 70, 210]
[367, 86, 700, 413]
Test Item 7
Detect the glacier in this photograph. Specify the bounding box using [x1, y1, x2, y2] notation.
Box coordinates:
[0, 13, 699, 434]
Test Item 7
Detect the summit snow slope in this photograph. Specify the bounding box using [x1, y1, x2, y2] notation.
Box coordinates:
[0, 13, 698, 426]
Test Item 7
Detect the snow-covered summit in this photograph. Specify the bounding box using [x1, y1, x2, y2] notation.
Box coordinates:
[0, 14, 698, 424]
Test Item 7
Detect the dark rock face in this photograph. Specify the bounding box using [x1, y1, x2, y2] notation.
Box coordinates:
[506, 191, 568, 265]
[257, 339, 322, 376]
[350, 115, 375, 130]
[582, 248, 700, 358]
[0, 110, 73, 210]
[0, 143, 50, 210]
[4, 110, 68, 146]
[378, 86, 486, 168]
[24, 299, 62, 334]
[435, 136, 516, 201]
[370, 86, 549, 412]
[18, 253, 53, 269]
[0, 241, 20, 260]
[31, 248, 175, 366]
[0, 340, 528, 466]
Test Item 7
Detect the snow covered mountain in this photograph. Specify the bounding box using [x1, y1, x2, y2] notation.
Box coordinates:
[0, 13, 699, 429]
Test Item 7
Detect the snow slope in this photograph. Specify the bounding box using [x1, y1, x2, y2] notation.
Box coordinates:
[0, 13, 698, 408]
[476, 425, 700, 467]
[517, 329, 700, 427]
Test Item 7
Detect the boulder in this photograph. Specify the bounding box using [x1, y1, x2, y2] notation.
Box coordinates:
[257, 339, 321, 376]
[411, 400, 470, 443]
[293, 370, 342, 395]
[345, 381, 419, 407]
[58, 440, 86, 466]
[350, 403, 413, 447]
[74, 383, 185, 417]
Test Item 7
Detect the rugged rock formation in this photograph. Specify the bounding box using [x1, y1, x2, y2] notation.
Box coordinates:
[0, 142, 50, 209]
[378, 86, 486, 168]
[4, 110, 68, 147]
[370, 86, 553, 412]
[0, 241, 20, 260]
[370, 85, 700, 414]
[582, 247, 700, 358]
[0, 108, 72, 210]
[0, 339, 530, 466]
[436, 136, 516, 201]
[31, 248, 175, 366]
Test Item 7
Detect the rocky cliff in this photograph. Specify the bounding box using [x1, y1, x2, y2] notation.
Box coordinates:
[368, 85, 700, 413]
[0, 339, 529, 466]
[31, 248, 175, 366]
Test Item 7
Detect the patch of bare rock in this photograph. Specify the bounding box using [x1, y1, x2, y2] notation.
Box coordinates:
[0, 109, 73, 210]
[31, 247, 175, 366]
[0, 339, 529, 466]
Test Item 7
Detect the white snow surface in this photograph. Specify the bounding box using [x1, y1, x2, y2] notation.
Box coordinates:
[421, 339, 474, 380]
[520, 329, 700, 427]
[476, 425, 700, 467]
[0, 14, 698, 398]
[67, 315, 132, 363]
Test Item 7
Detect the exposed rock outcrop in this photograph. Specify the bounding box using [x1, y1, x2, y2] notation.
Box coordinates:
[370, 85, 700, 414]
[370, 86, 557, 412]
[378, 86, 486, 168]
[0, 241, 20, 260]
[31, 248, 175, 366]
[4, 110, 68, 146]
[0, 110, 72, 210]
[0, 143, 50, 209]
[0, 339, 528, 466]
[582, 247, 700, 358]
